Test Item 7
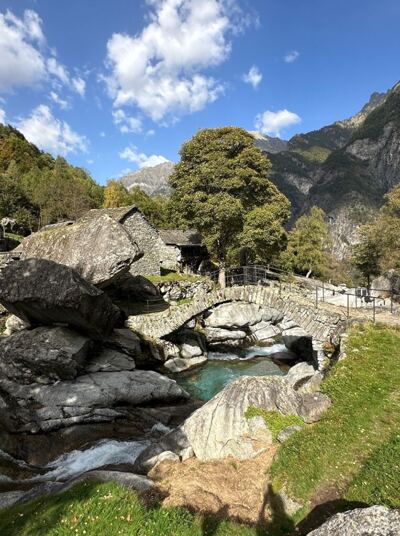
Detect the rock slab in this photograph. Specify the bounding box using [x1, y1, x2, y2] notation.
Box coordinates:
[308, 505, 400, 536]
[0, 259, 121, 338]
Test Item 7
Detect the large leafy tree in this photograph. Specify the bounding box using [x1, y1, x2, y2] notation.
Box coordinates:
[168, 127, 290, 267]
[352, 185, 400, 283]
[281, 206, 331, 278]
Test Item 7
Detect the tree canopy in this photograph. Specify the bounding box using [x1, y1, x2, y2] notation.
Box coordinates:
[0, 125, 103, 234]
[352, 184, 400, 283]
[168, 127, 291, 265]
[281, 206, 331, 278]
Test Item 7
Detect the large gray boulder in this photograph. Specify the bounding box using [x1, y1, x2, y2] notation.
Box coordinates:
[182, 376, 303, 460]
[0, 370, 189, 433]
[0, 326, 91, 384]
[0, 259, 121, 338]
[308, 505, 400, 535]
[16, 214, 142, 287]
[204, 302, 263, 329]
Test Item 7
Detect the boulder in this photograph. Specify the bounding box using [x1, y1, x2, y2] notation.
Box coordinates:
[164, 355, 207, 373]
[105, 274, 160, 300]
[16, 214, 142, 287]
[0, 259, 121, 338]
[180, 341, 203, 359]
[299, 392, 331, 423]
[250, 322, 281, 342]
[104, 329, 142, 356]
[182, 376, 303, 460]
[285, 362, 316, 390]
[0, 326, 91, 384]
[204, 327, 247, 342]
[4, 315, 30, 336]
[85, 348, 136, 373]
[0, 370, 189, 433]
[282, 327, 313, 359]
[308, 505, 400, 536]
[204, 302, 263, 329]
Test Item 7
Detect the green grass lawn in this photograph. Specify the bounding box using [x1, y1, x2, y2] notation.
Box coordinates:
[270, 324, 400, 513]
[0, 481, 257, 536]
[146, 271, 205, 284]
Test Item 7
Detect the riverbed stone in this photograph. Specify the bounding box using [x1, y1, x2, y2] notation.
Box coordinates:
[299, 392, 331, 423]
[181, 376, 303, 460]
[164, 355, 207, 373]
[285, 362, 316, 390]
[85, 348, 136, 373]
[250, 322, 281, 341]
[4, 315, 30, 336]
[0, 259, 121, 338]
[203, 327, 247, 342]
[0, 370, 189, 433]
[0, 326, 91, 384]
[307, 505, 400, 536]
[204, 302, 263, 329]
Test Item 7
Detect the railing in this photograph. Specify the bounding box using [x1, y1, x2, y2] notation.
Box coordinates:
[205, 265, 399, 322]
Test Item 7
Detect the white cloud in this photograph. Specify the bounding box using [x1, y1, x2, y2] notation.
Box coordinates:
[112, 109, 142, 133]
[46, 57, 69, 85]
[284, 50, 299, 63]
[0, 107, 5, 123]
[100, 131, 106, 137]
[0, 9, 46, 92]
[49, 91, 70, 110]
[104, 0, 247, 121]
[243, 65, 262, 89]
[255, 109, 301, 137]
[0, 9, 86, 98]
[17, 104, 88, 155]
[120, 144, 169, 168]
[71, 76, 86, 97]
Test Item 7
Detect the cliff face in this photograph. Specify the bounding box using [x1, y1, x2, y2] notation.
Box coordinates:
[253, 82, 400, 257]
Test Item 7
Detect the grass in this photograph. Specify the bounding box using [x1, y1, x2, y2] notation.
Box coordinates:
[4, 231, 24, 242]
[0, 481, 258, 536]
[245, 407, 304, 442]
[270, 324, 400, 509]
[146, 271, 205, 283]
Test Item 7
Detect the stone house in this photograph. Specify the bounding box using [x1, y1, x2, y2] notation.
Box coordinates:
[83, 206, 206, 276]
[159, 229, 208, 273]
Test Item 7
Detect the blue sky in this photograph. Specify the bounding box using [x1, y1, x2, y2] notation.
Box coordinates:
[0, 0, 399, 185]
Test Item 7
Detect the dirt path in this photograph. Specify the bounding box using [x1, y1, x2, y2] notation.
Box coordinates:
[148, 447, 277, 525]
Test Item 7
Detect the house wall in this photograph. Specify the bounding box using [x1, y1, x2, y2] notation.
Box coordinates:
[122, 211, 181, 275]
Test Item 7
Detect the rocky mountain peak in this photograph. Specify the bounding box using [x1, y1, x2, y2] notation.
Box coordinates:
[120, 161, 175, 196]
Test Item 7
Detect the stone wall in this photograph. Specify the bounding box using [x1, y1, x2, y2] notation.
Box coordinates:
[122, 212, 180, 276]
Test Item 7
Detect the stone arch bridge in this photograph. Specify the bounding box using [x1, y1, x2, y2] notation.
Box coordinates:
[126, 284, 348, 352]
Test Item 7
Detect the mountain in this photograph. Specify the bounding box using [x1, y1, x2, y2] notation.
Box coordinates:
[120, 161, 174, 196]
[248, 131, 288, 153]
[253, 82, 400, 257]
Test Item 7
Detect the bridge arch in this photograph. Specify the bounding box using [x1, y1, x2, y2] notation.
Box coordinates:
[127, 285, 348, 369]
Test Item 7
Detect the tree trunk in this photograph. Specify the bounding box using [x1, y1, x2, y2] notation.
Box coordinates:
[306, 269, 312, 278]
[218, 266, 226, 289]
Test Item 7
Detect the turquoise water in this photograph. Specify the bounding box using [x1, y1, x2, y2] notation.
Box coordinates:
[175, 344, 293, 401]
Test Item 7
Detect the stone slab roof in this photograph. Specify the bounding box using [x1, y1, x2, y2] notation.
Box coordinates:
[79, 206, 139, 224]
[159, 229, 203, 247]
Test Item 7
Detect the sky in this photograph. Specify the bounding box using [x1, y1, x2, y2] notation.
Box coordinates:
[0, 0, 399, 185]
